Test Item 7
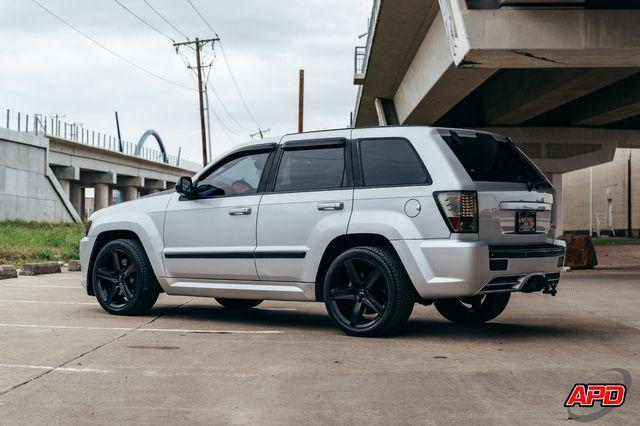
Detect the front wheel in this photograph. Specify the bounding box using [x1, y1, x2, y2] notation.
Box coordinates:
[215, 298, 263, 309]
[434, 293, 510, 324]
[92, 239, 159, 315]
[323, 246, 414, 337]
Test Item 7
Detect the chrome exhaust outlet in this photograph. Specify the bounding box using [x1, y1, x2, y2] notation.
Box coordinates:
[520, 275, 548, 294]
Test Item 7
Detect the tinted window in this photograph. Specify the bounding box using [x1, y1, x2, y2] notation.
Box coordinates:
[274, 147, 345, 192]
[443, 132, 546, 184]
[197, 152, 269, 196]
[360, 139, 429, 186]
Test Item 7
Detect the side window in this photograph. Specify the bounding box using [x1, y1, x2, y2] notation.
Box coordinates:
[274, 146, 345, 192]
[359, 139, 430, 186]
[197, 152, 270, 197]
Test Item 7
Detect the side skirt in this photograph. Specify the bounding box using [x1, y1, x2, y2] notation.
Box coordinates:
[158, 277, 316, 302]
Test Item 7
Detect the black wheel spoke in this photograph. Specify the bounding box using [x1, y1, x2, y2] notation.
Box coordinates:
[112, 250, 120, 271]
[350, 300, 365, 326]
[105, 284, 118, 304]
[97, 268, 116, 283]
[362, 295, 384, 315]
[122, 265, 135, 279]
[121, 284, 133, 301]
[362, 269, 381, 291]
[344, 260, 361, 286]
[330, 288, 356, 301]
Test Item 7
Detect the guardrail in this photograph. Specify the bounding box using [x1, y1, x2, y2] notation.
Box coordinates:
[1, 108, 201, 172]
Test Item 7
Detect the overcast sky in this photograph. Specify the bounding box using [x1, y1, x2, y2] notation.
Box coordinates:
[0, 0, 371, 164]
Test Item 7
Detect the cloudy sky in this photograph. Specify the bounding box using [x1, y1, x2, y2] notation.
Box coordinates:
[0, 0, 372, 165]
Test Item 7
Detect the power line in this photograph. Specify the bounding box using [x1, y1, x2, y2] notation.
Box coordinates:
[186, 0, 218, 37]
[30, 0, 194, 92]
[142, 0, 191, 41]
[184, 0, 262, 128]
[207, 83, 251, 133]
[113, 0, 175, 42]
[219, 41, 261, 128]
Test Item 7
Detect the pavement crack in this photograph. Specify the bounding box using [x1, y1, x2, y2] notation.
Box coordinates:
[0, 299, 193, 399]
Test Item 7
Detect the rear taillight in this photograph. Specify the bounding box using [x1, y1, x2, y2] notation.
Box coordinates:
[435, 191, 478, 233]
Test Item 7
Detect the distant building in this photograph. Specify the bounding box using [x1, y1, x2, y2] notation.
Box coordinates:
[564, 149, 639, 237]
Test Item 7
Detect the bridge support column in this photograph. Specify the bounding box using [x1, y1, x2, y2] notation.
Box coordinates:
[94, 183, 109, 211]
[69, 182, 83, 218]
[144, 179, 166, 195]
[51, 166, 80, 197]
[80, 172, 116, 212]
[117, 176, 144, 202]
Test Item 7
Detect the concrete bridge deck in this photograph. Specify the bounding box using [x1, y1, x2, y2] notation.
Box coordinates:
[1, 128, 197, 223]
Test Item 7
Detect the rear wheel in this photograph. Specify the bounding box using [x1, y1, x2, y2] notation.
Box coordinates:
[215, 298, 263, 309]
[323, 246, 414, 337]
[434, 293, 510, 324]
[92, 239, 159, 315]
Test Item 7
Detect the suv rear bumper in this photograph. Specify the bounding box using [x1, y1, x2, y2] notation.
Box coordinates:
[391, 239, 565, 299]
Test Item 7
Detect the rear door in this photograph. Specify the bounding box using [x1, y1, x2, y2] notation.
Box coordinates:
[439, 129, 556, 244]
[255, 130, 353, 283]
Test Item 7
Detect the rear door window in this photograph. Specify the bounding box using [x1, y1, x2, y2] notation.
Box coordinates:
[274, 146, 345, 192]
[442, 132, 547, 184]
[359, 139, 430, 186]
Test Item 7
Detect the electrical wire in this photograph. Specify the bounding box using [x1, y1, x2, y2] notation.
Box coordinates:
[113, 0, 175, 42]
[142, 0, 191, 41]
[185, 0, 262, 128]
[30, 0, 194, 92]
[186, 0, 218, 37]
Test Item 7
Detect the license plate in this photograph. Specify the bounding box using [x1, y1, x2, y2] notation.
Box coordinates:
[516, 211, 537, 233]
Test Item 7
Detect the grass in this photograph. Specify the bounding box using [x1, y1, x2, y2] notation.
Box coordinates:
[591, 237, 640, 246]
[0, 221, 84, 266]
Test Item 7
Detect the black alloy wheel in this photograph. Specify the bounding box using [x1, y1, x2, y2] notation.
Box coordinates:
[324, 246, 414, 337]
[93, 239, 159, 315]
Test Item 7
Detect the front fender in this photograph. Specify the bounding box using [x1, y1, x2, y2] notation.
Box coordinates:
[89, 211, 167, 278]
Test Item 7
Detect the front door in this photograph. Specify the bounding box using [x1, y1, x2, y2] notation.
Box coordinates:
[256, 130, 353, 283]
[163, 146, 274, 280]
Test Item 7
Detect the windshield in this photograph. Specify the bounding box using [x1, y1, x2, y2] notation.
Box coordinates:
[442, 132, 547, 185]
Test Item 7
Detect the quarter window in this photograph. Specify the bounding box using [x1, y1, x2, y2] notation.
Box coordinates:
[360, 139, 430, 186]
[274, 146, 345, 192]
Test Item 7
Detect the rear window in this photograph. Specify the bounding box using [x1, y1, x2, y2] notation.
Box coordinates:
[274, 146, 345, 192]
[442, 132, 546, 184]
[360, 139, 431, 186]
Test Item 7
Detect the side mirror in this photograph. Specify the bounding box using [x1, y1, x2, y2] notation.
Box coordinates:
[175, 176, 194, 198]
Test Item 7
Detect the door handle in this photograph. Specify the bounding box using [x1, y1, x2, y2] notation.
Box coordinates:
[317, 202, 344, 211]
[229, 207, 252, 215]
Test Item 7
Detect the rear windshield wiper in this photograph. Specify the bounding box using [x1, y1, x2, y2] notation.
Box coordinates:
[517, 176, 551, 192]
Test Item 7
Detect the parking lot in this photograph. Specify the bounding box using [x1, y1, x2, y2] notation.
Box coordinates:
[0, 271, 638, 424]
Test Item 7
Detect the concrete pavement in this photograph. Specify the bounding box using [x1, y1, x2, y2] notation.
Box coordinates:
[0, 271, 638, 424]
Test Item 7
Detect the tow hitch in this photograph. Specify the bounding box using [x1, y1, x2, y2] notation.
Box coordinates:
[543, 281, 558, 296]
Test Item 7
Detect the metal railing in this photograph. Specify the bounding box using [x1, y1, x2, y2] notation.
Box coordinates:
[1, 108, 200, 172]
[354, 46, 367, 75]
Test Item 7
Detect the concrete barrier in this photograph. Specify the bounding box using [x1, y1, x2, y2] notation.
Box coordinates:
[68, 260, 81, 271]
[21, 262, 62, 276]
[0, 265, 18, 280]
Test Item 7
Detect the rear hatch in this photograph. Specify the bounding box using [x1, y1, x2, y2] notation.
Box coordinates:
[440, 130, 555, 245]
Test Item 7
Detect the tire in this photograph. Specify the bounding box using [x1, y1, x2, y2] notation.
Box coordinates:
[323, 246, 415, 337]
[434, 293, 510, 324]
[92, 239, 159, 316]
[215, 298, 263, 309]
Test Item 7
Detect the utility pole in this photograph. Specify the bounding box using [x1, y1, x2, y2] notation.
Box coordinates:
[298, 69, 304, 133]
[250, 128, 271, 139]
[174, 36, 219, 166]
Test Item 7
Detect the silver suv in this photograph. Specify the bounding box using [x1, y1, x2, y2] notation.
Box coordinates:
[80, 126, 565, 337]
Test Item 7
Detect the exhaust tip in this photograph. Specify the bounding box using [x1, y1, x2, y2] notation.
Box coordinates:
[520, 275, 547, 293]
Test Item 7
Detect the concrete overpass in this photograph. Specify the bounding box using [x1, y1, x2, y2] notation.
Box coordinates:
[1, 127, 198, 223]
[353, 0, 640, 234]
